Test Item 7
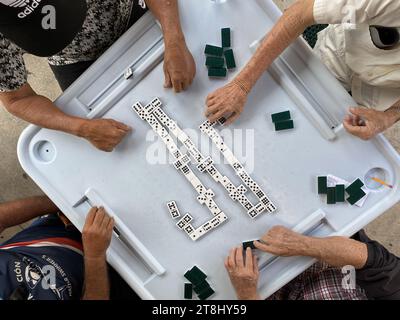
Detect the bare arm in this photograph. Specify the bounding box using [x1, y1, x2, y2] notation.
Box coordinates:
[302, 236, 368, 269]
[145, 0, 196, 92]
[145, 0, 184, 45]
[206, 0, 315, 124]
[343, 97, 400, 140]
[0, 83, 131, 152]
[0, 83, 83, 135]
[384, 97, 400, 123]
[83, 256, 110, 300]
[254, 226, 368, 269]
[236, 0, 315, 92]
[0, 196, 59, 233]
[82, 207, 114, 300]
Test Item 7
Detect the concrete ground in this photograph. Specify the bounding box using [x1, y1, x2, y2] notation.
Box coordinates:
[0, 1, 399, 255]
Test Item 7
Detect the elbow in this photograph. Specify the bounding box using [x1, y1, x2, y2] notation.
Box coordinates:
[0, 83, 34, 117]
[2, 101, 18, 116]
[0, 94, 20, 116]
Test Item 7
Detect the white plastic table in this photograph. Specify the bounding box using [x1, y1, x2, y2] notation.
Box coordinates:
[18, 0, 400, 299]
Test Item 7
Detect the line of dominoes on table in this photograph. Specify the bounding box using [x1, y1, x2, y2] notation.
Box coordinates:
[132, 99, 227, 241]
[150, 99, 276, 217]
[199, 122, 277, 216]
[147, 99, 276, 218]
[131, 97, 276, 241]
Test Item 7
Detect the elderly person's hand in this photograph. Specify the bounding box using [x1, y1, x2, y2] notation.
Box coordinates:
[224, 246, 260, 300]
[254, 226, 310, 257]
[79, 118, 132, 152]
[343, 106, 398, 140]
[163, 38, 196, 93]
[205, 79, 249, 125]
[82, 207, 114, 259]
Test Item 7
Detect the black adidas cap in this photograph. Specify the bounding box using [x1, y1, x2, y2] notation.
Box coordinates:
[0, 0, 87, 57]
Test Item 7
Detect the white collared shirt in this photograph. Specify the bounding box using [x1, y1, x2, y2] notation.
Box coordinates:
[312, 0, 400, 109]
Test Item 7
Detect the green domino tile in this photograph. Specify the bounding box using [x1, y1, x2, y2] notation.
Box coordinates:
[318, 176, 328, 194]
[347, 189, 366, 205]
[184, 283, 193, 299]
[346, 179, 364, 195]
[274, 119, 294, 131]
[204, 44, 224, 56]
[221, 27, 231, 47]
[205, 56, 225, 68]
[335, 184, 345, 202]
[208, 67, 227, 78]
[191, 266, 207, 280]
[327, 187, 336, 204]
[271, 110, 291, 123]
[198, 287, 215, 300]
[243, 240, 256, 250]
[193, 281, 211, 295]
[224, 49, 236, 69]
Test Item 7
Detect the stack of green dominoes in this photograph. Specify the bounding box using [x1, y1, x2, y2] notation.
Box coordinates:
[318, 176, 366, 205]
[205, 27, 236, 78]
[183, 266, 215, 300]
[271, 110, 294, 131]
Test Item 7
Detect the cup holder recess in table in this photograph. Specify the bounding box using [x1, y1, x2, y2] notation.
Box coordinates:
[32, 140, 57, 164]
[364, 167, 390, 191]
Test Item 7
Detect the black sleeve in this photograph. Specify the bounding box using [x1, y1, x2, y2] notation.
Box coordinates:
[352, 230, 400, 300]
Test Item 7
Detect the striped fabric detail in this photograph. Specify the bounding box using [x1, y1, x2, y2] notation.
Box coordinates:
[0, 0, 29, 8]
[0, 237, 83, 255]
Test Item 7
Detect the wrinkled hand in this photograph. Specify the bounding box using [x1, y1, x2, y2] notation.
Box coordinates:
[224, 246, 260, 300]
[343, 107, 394, 140]
[254, 226, 310, 257]
[163, 40, 196, 92]
[205, 80, 248, 125]
[82, 207, 114, 259]
[79, 118, 131, 152]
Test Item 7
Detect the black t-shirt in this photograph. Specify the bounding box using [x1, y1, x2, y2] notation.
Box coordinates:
[0, 0, 140, 92]
[354, 230, 400, 300]
[0, 0, 87, 57]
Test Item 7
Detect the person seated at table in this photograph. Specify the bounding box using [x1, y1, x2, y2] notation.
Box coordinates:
[0, 196, 138, 300]
[0, 0, 195, 152]
[206, 0, 400, 141]
[225, 226, 400, 300]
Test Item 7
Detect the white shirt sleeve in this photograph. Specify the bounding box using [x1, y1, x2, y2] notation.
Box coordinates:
[313, 0, 400, 27]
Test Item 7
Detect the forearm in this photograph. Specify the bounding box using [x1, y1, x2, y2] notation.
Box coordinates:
[236, 0, 315, 92]
[302, 236, 368, 269]
[0, 196, 59, 231]
[6, 94, 85, 135]
[145, 0, 185, 45]
[82, 256, 110, 300]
